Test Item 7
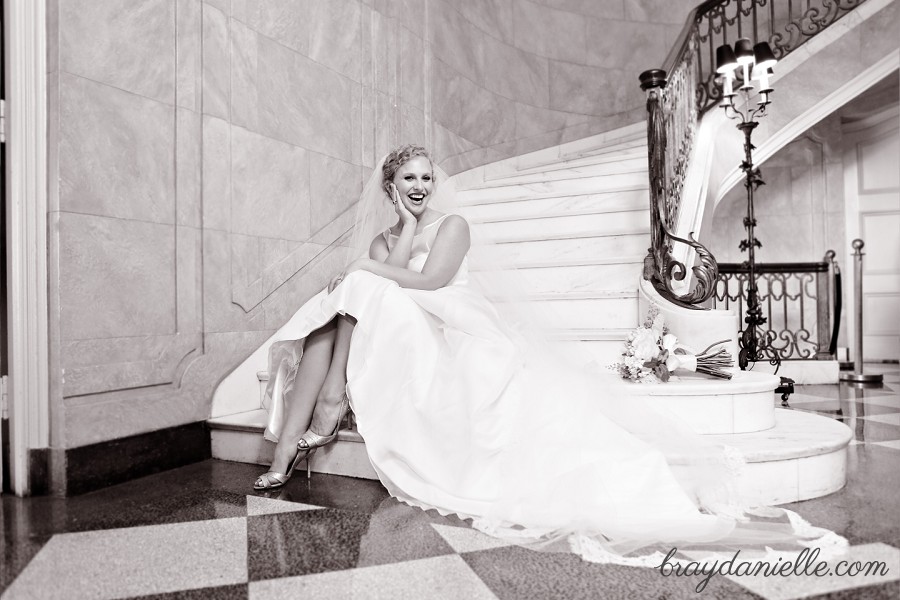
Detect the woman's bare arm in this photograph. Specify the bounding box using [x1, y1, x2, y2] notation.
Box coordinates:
[358, 216, 470, 290]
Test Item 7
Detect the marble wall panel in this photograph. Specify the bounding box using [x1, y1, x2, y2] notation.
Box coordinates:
[59, 0, 175, 104]
[230, 18, 259, 132]
[374, 91, 400, 161]
[431, 122, 481, 165]
[310, 0, 364, 82]
[202, 2, 230, 120]
[204, 0, 230, 16]
[256, 36, 355, 162]
[202, 115, 232, 231]
[47, 0, 60, 74]
[623, 0, 697, 25]
[229, 233, 263, 309]
[370, 7, 398, 95]
[431, 59, 517, 148]
[548, 61, 636, 116]
[176, 108, 202, 228]
[176, 0, 202, 111]
[428, 0, 485, 85]
[309, 153, 364, 235]
[512, 0, 586, 64]
[536, 0, 624, 19]
[176, 225, 203, 334]
[400, 103, 427, 148]
[203, 229, 268, 333]
[585, 19, 668, 72]
[64, 385, 207, 448]
[514, 102, 577, 140]
[230, 125, 311, 241]
[481, 35, 549, 107]
[453, 0, 514, 43]
[400, 26, 426, 109]
[232, 0, 309, 55]
[860, 0, 899, 65]
[59, 73, 175, 224]
[59, 213, 176, 341]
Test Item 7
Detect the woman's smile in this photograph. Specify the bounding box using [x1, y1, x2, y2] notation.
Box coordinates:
[393, 156, 434, 214]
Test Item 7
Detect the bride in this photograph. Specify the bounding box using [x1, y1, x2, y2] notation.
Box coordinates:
[253, 144, 841, 563]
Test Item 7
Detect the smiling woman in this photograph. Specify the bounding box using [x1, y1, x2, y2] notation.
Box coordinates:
[253, 143, 841, 565]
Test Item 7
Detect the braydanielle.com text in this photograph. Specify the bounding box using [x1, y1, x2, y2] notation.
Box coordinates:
[657, 547, 890, 593]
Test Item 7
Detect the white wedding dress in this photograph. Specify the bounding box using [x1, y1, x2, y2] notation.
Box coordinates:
[264, 214, 838, 562]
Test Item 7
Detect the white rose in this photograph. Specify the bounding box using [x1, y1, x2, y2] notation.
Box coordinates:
[631, 328, 659, 361]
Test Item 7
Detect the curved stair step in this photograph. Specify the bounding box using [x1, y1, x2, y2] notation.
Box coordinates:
[461, 189, 648, 221]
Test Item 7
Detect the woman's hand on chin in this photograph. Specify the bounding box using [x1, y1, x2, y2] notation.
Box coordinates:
[328, 259, 371, 293]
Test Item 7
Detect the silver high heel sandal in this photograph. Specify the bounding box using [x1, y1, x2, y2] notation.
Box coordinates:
[297, 393, 351, 477]
[253, 443, 310, 491]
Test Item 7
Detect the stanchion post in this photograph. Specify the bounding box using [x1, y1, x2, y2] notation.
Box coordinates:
[840, 239, 883, 384]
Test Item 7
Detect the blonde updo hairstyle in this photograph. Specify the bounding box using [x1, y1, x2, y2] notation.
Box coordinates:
[381, 144, 433, 196]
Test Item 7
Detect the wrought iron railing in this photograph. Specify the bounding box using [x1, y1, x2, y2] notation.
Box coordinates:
[640, 0, 866, 308]
[711, 252, 842, 360]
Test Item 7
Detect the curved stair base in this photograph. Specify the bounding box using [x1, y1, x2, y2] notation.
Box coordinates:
[672, 409, 851, 506]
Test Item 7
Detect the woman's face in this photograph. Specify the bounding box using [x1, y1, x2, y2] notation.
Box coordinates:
[392, 156, 434, 217]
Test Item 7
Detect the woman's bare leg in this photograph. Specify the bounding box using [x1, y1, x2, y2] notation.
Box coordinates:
[268, 318, 337, 474]
[307, 314, 357, 435]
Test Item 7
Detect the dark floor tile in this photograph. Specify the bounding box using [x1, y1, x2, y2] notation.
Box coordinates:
[247, 508, 371, 581]
[848, 420, 900, 443]
[461, 545, 764, 600]
[125, 583, 249, 599]
[0, 533, 51, 592]
[247, 500, 455, 582]
[249, 470, 391, 514]
[806, 580, 900, 600]
[783, 445, 900, 548]
[794, 401, 900, 417]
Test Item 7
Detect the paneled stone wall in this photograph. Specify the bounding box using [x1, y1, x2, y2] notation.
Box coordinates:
[45, 0, 696, 453]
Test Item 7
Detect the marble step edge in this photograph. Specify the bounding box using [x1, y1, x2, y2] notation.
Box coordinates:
[467, 203, 649, 225]
[547, 328, 631, 341]
[698, 409, 852, 463]
[480, 226, 651, 245]
[517, 138, 646, 173]
[468, 255, 646, 271]
[475, 122, 647, 180]
[462, 165, 648, 191]
[457, 184, 649, 207]
[483, 149, 647, 183]
[618, 369, 781, 397]
[207, 408, 360, 441]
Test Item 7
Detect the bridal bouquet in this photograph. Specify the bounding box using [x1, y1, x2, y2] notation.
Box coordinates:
[611, 306, 734, 383]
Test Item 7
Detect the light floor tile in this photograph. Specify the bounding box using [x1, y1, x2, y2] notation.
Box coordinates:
[248, 554, 499, 600]
[246, 495, 323, 516]
[0, 518, 248, 600]
[860, 413, 900, 426]
[872, 440, 900, 450]
[724, 543, 900, 600]
[430, 523, 515, 554]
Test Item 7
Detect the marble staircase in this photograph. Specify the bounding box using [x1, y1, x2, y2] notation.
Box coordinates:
[208, 121, 851, 506]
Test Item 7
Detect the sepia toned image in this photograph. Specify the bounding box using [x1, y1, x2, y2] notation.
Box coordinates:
[1, 0, 898, 598]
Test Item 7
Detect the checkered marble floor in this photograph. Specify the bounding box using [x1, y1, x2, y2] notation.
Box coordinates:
[1, 365, 898, 599]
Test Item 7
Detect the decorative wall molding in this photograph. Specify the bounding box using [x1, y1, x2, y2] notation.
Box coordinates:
[5, 0, 50, 495]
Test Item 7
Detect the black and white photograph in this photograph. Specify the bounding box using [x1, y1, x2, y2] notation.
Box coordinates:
[1, 0, 898, 598]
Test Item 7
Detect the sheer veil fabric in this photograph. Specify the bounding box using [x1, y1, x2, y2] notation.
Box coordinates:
[263, 154, 846, 565]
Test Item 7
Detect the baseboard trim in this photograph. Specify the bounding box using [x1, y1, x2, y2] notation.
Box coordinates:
[63, 422, 211, 496]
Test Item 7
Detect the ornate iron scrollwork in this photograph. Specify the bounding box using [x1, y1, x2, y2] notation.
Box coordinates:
[640, 71, 719, 310]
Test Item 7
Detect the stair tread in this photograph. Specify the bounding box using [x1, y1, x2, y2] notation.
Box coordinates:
[468, 205, 649, 225]
[208, 409, 363, 442]
[491, 290, 638, 302]
[470, 255, 646, 270]
[462, 167, 647, 191]
[481, 227, 651, 244]
[457, 184, 649, 206]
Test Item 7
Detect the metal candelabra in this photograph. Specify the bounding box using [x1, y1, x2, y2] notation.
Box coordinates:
[715, 38, 781, 371]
